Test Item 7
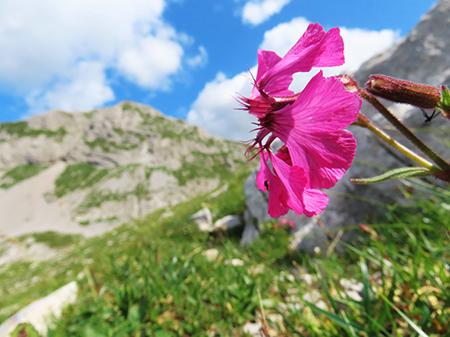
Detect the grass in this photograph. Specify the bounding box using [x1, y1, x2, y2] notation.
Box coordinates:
[76, 183, 150, 214]
[53, 163, 109, 197]
[84, 129, 146, 152]
[17, 231, 83, 249]
[171, 151, 238, 186]
[0, 164, 48, 189]
[1, 173, 449, 336]
[0, 121, 66, 141]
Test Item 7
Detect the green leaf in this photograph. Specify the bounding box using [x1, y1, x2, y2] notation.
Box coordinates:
[377, 291, 429, 337]
[302, 300, 367, 332]
[351, 167, 432, 184]
[439, 85, 450, 116]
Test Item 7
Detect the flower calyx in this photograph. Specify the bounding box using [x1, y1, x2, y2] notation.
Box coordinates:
[366, 75, 440, 109]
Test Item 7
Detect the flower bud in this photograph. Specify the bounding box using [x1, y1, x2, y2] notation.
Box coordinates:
[338, 74, 359, 93]
[366, 75, 441, 109]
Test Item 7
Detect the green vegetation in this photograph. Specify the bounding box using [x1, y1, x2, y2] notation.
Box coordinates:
[2, 171, 449, 336]
[0, 164, 48, 189]
[129, 104, 205, 142]
[11, 324, 40, 337]
[172, 151, 239, 186]
[122, 102, 134, 111]
[84, 129, 146, 152]
[0, 121, 66, 141]
[54, 163, 109, 197]
[83, 110, 98, 119]
[18, 231, 82, 249]
[76, 183, 149, 214]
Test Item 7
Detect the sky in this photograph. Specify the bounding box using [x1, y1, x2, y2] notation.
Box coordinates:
[0, 0, 438, 141]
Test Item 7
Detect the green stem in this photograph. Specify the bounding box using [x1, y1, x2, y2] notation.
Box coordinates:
[359, 89, 450, 171]
[355, 113, 440, 172]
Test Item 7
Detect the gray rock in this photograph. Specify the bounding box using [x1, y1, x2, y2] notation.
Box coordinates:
[190, 207, 213, 232]
[340, 278, 364, 302]
[0, 281, 78, 336]
[212, 215, 241, 231]
[244, 168, 271, 225]
[242, 322, 262, 336]
[241, 210, 259, 245]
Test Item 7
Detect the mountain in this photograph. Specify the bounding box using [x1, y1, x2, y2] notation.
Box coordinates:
[0, 101, 247, 238]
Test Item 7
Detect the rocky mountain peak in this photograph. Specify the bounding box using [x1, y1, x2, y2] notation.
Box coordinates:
[355, 0, 450, 86]
[0, 101, 237, 169]
[0, 102, 247, 238]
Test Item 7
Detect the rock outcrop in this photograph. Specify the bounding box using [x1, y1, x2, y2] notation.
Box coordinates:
[0, 102, 247, 238]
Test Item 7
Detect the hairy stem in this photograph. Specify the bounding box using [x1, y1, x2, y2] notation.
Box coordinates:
[355, 113, 440, 171]
[359, 89, 450, 171]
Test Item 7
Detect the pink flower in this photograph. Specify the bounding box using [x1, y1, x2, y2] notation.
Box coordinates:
[239, 23, 361, 218]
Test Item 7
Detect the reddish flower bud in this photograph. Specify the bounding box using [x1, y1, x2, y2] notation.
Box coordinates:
[366, 75, 441, 109]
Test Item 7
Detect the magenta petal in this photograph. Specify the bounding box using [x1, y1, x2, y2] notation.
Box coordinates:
[302, 188, 329, 217]
[269, 71, 360, 133]
[255, 50, 282, 83]
[251, 50, 294, 99]
[288, 129, 357, 189]
[257, 150, 330, 218]
[257, 151, 290, 217]
[308, 26, 345, 67]
[267, 172, 290, 218]
[268, 72, 360, 189]
[288, 71, 361, 131]
[256, 150, 269, 192]
[270, 152, 314, 217]
[259, 23, 344, 95]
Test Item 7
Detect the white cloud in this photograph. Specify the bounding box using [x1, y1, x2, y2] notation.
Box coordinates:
[118, 32, 184, 90]
[242, 0, 292, 26]
[259, 17, 310, 55]
[186, 46, 208, 68]
[338, 27, 400, 73]
[188, 17, 400, 141]
[187, 71, 257, 141]
[25, 62, 114, 116]
[0, 0, 198, 114]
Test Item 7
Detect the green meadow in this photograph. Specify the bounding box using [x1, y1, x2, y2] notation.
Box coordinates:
[2, 168, 449, 336]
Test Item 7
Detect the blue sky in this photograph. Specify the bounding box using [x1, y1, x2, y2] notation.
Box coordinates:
[0, 0, 437, 140]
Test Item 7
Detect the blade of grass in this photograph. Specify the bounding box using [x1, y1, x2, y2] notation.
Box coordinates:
[360, 257, 373, 324]
[377, 289, 429, 337]
[362, 311, 394, 337]
[314, 264, 339, 315]
[341, 309, 357, 337]
[302, 300, 366, 333]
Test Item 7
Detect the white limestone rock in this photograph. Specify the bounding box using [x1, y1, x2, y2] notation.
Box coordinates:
[0, 281, 78, 337]
[190, 207, 213, 232]
[212, 215, 242, 231]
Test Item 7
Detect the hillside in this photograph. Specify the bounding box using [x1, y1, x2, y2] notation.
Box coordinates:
[0, 101, 247, 240]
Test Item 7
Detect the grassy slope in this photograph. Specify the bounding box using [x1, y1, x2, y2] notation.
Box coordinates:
[1, 172, 450, 336]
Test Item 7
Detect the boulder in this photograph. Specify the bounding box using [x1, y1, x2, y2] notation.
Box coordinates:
[212, 215, 241, 231]
[240, 210, 260, 245]
[189, 207, 213, 232]
[0, 281, 78, 336]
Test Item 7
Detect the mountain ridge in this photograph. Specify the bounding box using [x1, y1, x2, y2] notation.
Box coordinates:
[0, 101, 248, 238]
